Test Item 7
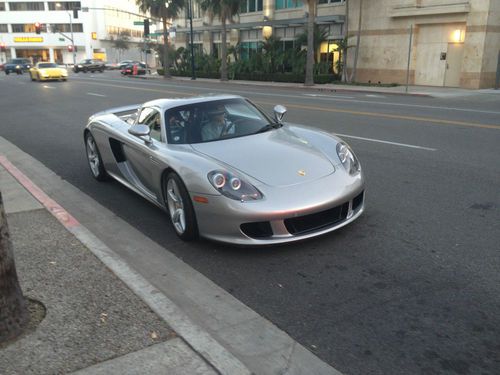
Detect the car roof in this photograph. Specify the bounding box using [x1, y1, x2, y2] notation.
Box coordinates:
[141, 95, 244, 111]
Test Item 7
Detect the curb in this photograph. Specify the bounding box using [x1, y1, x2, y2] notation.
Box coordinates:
[0, 153, 252, 375]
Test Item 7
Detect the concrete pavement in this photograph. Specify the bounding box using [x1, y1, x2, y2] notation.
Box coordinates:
[0, 136, 341, 374]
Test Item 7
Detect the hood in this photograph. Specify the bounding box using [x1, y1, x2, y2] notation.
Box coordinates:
[40, 68, 66, 75]
[191, 127, 335, 187]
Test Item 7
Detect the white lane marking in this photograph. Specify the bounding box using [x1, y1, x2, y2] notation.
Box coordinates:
[366, 94, 386, 98]
[87, 92, 107, 97]
[42, 85, 55, 89]
[70, 76, 500, 115]
[304, 93, 355, 99]
[334, 133, 437, 151]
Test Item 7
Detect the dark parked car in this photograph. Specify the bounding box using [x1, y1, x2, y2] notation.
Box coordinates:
[120, 62, 147, 75]
[4, 58, 32, 74]
[73, 59, 105, 73]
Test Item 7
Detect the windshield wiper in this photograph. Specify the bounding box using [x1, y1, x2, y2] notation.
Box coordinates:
[254, 122, 282, 134]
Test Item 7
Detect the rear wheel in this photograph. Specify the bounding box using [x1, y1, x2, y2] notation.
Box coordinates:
[164, 172, 198, 241]
[85, 132, 107, 181]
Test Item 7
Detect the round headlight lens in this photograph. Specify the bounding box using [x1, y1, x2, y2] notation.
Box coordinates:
[212, 173, 226, 188]
[230, 177, 241, 190]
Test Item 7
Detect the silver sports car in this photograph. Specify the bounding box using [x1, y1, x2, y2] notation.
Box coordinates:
[84, 95, 365, 245]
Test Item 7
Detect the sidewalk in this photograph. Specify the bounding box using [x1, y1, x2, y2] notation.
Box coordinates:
[128, 72, 500, 98]
[0, 137, 342, 375]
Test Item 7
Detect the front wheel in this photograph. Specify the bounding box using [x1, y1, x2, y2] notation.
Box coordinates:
[164, 172, 198, 241]
[85, 132, 107, 181]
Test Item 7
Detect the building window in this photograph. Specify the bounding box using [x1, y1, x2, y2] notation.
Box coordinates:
[52, 23, 83, 33]
[0, 3, 5, 11]
[275, 0, 302, 10]
[47, 2, 81, 11]
[8, 2, 45, 11]
[0, 23, 7, 32]
[319, 0, 343, 4]
[11, 23, 36, 33]
[240, 0, 263, 13]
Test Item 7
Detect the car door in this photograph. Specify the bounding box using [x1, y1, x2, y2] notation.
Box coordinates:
[121, 107, 165, 200]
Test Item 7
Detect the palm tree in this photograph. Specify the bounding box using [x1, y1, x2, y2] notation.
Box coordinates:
[197, 0, 240, 81]
[136, 0, 185, 79]
[342, 0, 349, 82]
[351, 0, 363, 82]
[303, 0, 317, 86]
[0, 192, 28, 343]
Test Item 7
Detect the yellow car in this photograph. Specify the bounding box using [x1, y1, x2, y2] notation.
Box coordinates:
[30, 62, 68, 82]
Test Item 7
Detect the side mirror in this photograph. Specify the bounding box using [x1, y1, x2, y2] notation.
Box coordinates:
[128, 124, 152, 143]
[273, 105, 287, 123]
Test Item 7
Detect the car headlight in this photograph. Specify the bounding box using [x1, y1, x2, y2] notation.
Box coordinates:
[16, 65, 20, 69]
[41, 71, 48, 76]
[77, 65, 83, 68]
[208, 170, 263, 201]
[336, 142, 361, 175]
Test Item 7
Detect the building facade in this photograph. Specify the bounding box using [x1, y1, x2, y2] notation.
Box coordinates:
[173, 0, 346, 74]
[0, 0, 156, 66]
[171, 0, 499, 88]
[348, 0, 500, 89]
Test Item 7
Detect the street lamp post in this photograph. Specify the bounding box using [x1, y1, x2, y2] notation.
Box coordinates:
[56, 2, 76, 66]
[68, 11, 76, 66]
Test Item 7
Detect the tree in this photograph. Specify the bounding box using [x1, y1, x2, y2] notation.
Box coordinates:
[351, 0, 363, 82]
[112, 31, 131, 61]
[136, 0, 185, 79]
[342, 0, 350, 82]
[0, 192, 28, 343]
[197, 0, 240, 81]
[303, 0, 317, 86]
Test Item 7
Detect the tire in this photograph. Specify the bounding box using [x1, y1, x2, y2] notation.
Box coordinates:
[164, 172, 198, 241]
[99, 68, 104, 73]
[5, 70, 9, 75]
[83, 67, 87, 73]
[30, 73, 36, 81]
[85, 132, 107, 181]
[37, 73, 41, 82]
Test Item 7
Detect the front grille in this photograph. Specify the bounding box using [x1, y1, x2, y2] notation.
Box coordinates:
[240, 221, 273, 238]
[284, 202, 349, 235]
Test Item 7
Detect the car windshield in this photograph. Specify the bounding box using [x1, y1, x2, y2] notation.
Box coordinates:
[165, 98, 276, 145]
[38, 63, 57, 68]
[10, 59, 28, 64]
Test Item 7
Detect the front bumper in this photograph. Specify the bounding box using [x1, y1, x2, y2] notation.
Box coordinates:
[192, 170, 365, 245]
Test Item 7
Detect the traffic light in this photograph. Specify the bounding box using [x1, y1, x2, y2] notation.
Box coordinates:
[34, 22, 41, 34]
[0, 42, 6, 52]
[73, 9, 78, 19]
[143, 19, 150, 36]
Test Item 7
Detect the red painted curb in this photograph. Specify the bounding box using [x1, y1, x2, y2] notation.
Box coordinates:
[0, 155, 80, 228]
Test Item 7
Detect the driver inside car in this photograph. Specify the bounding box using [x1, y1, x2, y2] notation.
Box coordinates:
[201, 105, 235, 141]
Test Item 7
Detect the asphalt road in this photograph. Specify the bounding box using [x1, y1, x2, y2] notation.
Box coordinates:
[1, 71, 499, 375]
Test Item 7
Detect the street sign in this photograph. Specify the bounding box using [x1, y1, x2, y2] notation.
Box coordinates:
[59, 38, 65, 41]
[149, 32, 162, 36]
[133, 21, 144, 25]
